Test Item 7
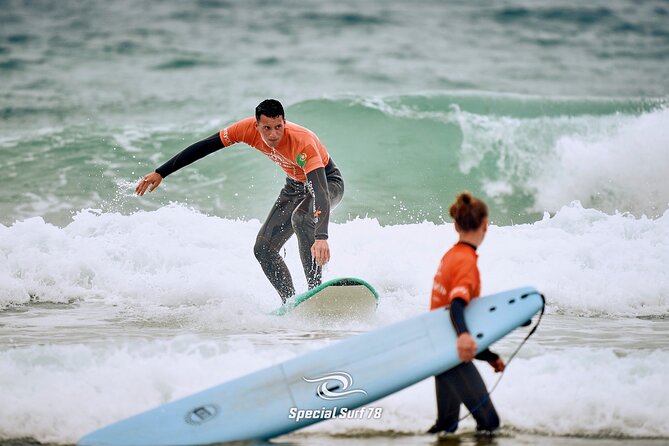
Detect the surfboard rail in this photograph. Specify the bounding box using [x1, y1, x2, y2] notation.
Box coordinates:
[272, 277, 379, 316]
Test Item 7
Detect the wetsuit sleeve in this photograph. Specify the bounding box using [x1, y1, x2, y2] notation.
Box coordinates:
[155, 132, 223, 178]
[451, 298, 500, 361]
[306, 167, 331, 240]
[475, 349, 500, 362]
[450, 298, 469, 335]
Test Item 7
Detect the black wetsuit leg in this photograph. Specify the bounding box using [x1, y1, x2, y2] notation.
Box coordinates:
[433, 362, 500, 433]
[291, 166, 344, 289]
[254, 159, 344, 302]
[254, 180, 303, 302]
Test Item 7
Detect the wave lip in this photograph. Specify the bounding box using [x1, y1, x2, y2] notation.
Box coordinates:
[289, 94, 669, 224]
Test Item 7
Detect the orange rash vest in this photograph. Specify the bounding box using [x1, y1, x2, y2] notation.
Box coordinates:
[219, 117, 330, 182]
[430, 242, 481, 311]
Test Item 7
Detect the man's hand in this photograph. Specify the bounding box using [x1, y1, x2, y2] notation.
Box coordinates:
[457, 332, 477, 362]
[135, 172, 163, 196]
[487, 357, 506, 373]
[311, 239, 330, 266]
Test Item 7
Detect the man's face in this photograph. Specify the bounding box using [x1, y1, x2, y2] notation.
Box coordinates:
[256, 114, 285, 149]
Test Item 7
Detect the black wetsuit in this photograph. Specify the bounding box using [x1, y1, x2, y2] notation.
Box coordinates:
[429, 297, 501, 434]
[155, 132, 344, 302]
[254, 160, 343, 301]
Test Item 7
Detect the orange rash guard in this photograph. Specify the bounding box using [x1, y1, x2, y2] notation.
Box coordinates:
[430, 242, 481, 311]
[220, 117, 330, 182]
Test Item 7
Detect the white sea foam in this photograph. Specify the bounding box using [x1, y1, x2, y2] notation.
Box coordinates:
[533, 108, 669, 217]
[1, 202, 666, 317]
[1, 203, 668, 442]
[455, 106, 669, 218]
[1, 335, 667, 443]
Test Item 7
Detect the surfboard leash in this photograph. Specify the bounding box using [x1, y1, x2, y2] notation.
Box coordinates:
[450, 292, 546, 430]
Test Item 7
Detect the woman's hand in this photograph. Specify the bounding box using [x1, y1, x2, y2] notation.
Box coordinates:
[457, 332, 477, 362]
[487, 357, 506, 373]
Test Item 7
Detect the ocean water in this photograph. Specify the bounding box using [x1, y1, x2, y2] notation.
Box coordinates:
[1, 1, 668, 445]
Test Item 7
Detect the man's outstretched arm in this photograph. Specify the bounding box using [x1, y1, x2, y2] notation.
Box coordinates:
[136, 132, 223, 195]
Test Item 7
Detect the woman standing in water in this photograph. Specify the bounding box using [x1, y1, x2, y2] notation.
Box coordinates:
[427, 192, 505, 435]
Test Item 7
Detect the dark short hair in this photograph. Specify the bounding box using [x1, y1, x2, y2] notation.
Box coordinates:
[255, 99, 285, 121]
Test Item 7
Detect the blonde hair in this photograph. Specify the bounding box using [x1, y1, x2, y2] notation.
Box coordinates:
[449, 192, 488, 231]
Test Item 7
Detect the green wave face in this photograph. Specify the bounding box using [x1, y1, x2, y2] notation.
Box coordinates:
[287, 94, 667, 225]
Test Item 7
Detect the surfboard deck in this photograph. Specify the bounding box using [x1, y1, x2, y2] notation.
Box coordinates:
[272, 277, 379, 318]
[78, 287, 544, 446]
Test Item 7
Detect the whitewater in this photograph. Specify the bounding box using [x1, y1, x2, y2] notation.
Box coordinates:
[1, 202, 668, 443]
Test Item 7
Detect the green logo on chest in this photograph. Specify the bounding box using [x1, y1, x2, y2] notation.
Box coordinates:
[296, 153, 307, 168]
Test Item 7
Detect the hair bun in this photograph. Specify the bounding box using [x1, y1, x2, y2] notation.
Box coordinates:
[449, 191, 488, 231]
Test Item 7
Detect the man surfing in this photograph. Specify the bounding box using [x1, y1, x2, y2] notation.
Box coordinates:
[136, 99, 344, 303]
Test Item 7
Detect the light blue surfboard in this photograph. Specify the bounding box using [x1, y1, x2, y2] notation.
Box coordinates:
[78, 287, 544, 446]
[272, 277, 379, 318]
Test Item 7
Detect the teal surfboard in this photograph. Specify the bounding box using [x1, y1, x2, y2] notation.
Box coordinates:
[272, 277, 379, 318]
[78, 287, 544, 446]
